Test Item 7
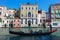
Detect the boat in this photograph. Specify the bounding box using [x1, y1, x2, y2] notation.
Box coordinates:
[9, 21, 57, 36]
[9, 29, 57, 36]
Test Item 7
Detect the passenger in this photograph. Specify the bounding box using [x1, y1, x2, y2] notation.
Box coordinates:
[38, 30, 42, 33]
[30, 30, 33, 33]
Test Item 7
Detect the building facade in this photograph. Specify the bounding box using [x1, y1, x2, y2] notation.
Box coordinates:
[20, 3, 38, 27]
[12, 18, 20, 28]
[49, 4, 60, 27]
[0, 6, 15, 27]
[0, 6, 7, 27]
[38, 10, 46, 27]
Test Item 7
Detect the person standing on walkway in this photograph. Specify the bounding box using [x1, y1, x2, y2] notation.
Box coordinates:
[49, 23, 52, 31]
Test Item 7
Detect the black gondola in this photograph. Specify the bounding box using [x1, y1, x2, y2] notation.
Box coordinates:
[9, 29, 56, 36]
[9, 21, 57, 36]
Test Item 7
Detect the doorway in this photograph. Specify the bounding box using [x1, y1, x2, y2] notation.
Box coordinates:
[28, 20, 31, 26]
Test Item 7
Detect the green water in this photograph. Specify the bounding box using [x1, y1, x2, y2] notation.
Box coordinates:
[0, 28, 60, 40]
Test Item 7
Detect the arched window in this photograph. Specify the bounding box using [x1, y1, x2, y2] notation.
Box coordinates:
[28, 12, 31, 17]
[25, 19, 27, 24]
[36, 19, 37, 24]
[32, 7, 34, 10]
[32, 19, 34, 24]
[36, 7, 37, 10]
[32, 14, 33, 17]
[21, 19, 23, 24]
[36, 14, 37, 17]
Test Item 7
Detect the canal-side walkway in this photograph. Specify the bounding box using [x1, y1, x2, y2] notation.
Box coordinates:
[0, 28, 9, 35]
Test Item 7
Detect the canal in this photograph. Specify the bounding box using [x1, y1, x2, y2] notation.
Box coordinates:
[0, 28, 60, 40]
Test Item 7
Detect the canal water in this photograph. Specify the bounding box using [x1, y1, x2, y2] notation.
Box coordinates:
[0, 28, 60, 40]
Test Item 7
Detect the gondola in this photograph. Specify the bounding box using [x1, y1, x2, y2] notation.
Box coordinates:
[9, 29, 56, 36]
[9, 22, 57, 36]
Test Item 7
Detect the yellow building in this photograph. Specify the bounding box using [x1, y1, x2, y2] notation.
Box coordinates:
[20, 3, 38, 27]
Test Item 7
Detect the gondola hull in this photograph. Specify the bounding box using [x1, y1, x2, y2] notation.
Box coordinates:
[9, 30, 56, 36]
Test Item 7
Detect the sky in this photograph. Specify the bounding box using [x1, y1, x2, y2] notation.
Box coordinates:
[0, 0, 60, 12]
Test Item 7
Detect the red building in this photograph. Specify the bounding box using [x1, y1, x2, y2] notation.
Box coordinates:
[12, 18, 20, 28]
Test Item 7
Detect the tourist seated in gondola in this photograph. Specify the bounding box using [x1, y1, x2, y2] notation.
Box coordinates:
[38, 30, 42, 33]
[30, 29, 33, 33]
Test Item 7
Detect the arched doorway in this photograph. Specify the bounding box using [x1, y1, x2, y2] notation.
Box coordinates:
[28, 20, 31, 26]
[5, 24, 6, 27]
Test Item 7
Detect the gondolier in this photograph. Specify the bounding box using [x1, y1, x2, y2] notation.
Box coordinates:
[49, 23, 52, 31]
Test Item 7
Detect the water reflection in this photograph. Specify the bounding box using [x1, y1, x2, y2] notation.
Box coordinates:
[0, 34, 60, 40]
[9, 35, 51, 40]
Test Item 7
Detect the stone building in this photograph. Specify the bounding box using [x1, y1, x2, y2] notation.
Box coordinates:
[0, 6, 15, 27]
[20, 3, 38, 27]
[49, 3, 60, 27]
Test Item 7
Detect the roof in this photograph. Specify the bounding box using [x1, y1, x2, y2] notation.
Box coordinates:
[49, 3, 60, 7]
[21, 2, 37, 6]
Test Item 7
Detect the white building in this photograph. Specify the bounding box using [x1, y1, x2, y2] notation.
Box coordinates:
[0, 6, 15, 27]
[38, 10, 46, 27]
[20, 3, 38, 27]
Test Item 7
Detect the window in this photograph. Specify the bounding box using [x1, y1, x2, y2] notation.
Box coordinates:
[22, 7, 23, 10]
[14, 20, 15, 22]
[21, 14, 23, 17]
[0, 12, 1, 15]
[32, 7, 34, 10]
[3, 20, 4, 23]
[53, 23, 58, 26]
[32, 14, 33, 17]
[51, 9, 54, 13]
[18, 24, 19, 25]
[7, 21, 8, 23]
[21, 19, 23, 24]
[14, 24, 15, 25]
[36, 19, 37, 24]
[56, 14, 59, 17]
[26, 7, 27, 10]
[36, 14, 37, 17]
[56, 9, 58, 13]
[58, 9, 60, 13]
[25, 19, 27, 24]
[4, 14, 6, 17]
[36, 7, 37, 10]
[28, 12, 31, 17]
[32, 19, 33, 24]
[9, 14, 11, 16]
[18, 20, 19, 22]
[40, 19, 42, 22]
